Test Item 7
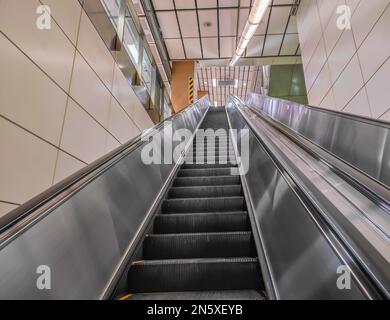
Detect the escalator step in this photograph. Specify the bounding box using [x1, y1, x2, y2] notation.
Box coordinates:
[143, 232, 255, 260]
[185, 157, 237, 165]
[128, 258, 262, 293]
[154, 212, 250, 234]
[177, 168, 234, 177]
[162, 197, 245, 214]
[168, 185, 242, 198]
[125, 290, 266, 300]
[173, 176, 240, 187]
[182, 163, 237, 169]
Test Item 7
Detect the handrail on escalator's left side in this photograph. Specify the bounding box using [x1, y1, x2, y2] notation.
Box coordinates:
[0, 96, 210, 240]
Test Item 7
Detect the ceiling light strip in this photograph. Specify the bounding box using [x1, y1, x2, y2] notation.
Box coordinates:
[229, 0, 272, 66]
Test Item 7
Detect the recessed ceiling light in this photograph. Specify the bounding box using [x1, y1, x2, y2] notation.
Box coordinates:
[212, 79, 217, 87]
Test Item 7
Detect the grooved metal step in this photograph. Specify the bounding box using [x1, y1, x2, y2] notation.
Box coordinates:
[168, 185, 242, 198]
[177, 168, 234, 177]
[153, 212, 250, 234]
[144, 232, 255, 260]
[173, 176, 240, 187]
[162, 197, 246, 214]
[182, 163, 237, 169]
[128, 258, 262, 293]
[125, 290, 266, 300]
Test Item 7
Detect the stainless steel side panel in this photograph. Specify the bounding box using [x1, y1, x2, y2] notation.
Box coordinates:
[227, 101, 367, 300]
[0, 100, 209, 299]
[247, 94, 390, 187]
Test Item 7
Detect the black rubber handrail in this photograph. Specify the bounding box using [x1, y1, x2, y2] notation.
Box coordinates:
[0, 97, 209, 234]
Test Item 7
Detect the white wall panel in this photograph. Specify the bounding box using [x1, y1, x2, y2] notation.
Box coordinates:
[297, 0, 390, 121]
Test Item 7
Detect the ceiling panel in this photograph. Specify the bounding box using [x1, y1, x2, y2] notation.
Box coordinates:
[177, 10, 199, 38]
[280, 34, 299, 55]
[175, 0, 195, 9]
[156, 11, 180, 38]
[149, 0, 300, 61]
[152, 0, 174, 10]
[199, 10, 218, 37]
[183, 38, 203, 58]
[165, 38, 185, 59]
[263, 34, 284, 56]
[267, 6, 292, 34]
[219, 9, 238, 36]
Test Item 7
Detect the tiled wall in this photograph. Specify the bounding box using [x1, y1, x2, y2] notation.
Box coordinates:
[296, 0, 390, 121]
[0, 0, 154, 216]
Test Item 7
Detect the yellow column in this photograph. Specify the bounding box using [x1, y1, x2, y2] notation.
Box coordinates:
[171, 61, 196, 113]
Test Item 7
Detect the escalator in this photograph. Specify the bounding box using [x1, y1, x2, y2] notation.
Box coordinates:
[0, 96, 387, 300]
[123, 108, 265, 300]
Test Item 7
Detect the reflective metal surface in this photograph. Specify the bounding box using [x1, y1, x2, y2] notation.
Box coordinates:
[247, 93, 390, 188]
[0, 99, 209, 299]
[226, 97, 386, 299]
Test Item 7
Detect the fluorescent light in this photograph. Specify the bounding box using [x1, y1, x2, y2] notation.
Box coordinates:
[212, 78, 217, 87]
[249, 0, 272, 24]
[214, 101, 218, 106]
[229, 0, 271, 66]
[204, 81, 208, 85]
[229, 54, 240, 67]
[242, 23, 258, 40]
[234, 79, 238, 88]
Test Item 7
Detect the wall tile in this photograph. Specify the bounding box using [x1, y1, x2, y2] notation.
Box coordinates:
[53, 151, 85, 184]
[357, 6, 390, 82]
[0, 0, 75, 90]
[332, 55, 364, 109]
[132, 103, 155, 131]
[69, 52, 111, 127]
[322, 0, 345, 55]
[351, 0, 389, 48]
[105, 134, 121, 153]
[0, 118, 57, 204]
[111, 65, 137, 118]
[327, 30, 356, 83]
[305, 38, 327, 90]
[317, 0, 339, 30]
[320, 89, 337, 110]
[107, 98, 140, 144]
[343, 87, 371, 117]
[308, 63, 332, 106]
[60, 99, 109, 163]
[77, 12, 115, 89]
[379, 108, 390, 122]
[0, 33, 67, 145]
[365, 58, 390, 118]
[0, 202, 18, 218]
[40, 0, 82, 45]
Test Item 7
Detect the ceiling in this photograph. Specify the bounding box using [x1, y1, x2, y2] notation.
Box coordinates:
[197, 54, 302, 106]
[197, 65, 262, 106]
[152, 0, 301, 61]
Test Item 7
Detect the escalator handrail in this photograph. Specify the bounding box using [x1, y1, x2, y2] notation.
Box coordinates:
[229, 96, 389, 298]
[248, 93, 390, 129]
[0, 97, 209, 235]
[232, 95, 390, 212]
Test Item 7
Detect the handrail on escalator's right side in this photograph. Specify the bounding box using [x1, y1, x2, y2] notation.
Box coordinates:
[0, 97, 210, 238]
